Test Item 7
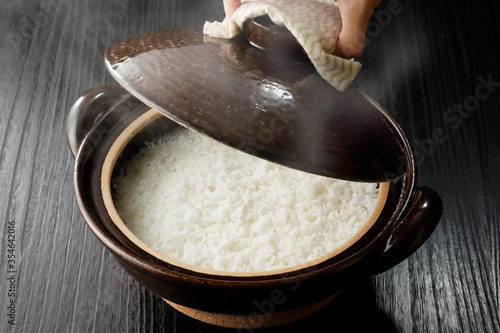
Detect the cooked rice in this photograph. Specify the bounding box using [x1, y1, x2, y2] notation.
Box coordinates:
[113, 127, 378, 272]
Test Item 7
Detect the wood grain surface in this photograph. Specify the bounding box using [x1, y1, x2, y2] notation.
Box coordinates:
[1, 0, 499, 332]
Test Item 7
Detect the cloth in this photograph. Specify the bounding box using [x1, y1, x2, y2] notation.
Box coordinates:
[203, 0, 361, 91]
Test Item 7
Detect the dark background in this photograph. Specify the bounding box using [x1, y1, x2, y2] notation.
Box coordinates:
[1, 0, 498, 332]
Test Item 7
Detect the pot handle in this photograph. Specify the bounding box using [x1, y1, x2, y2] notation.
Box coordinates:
[66, 86, 129, 158]
[370, 186, 443, 274]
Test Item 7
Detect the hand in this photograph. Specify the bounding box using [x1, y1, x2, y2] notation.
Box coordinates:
[222, 0, 382, 59]
[334, 0, 382, 58]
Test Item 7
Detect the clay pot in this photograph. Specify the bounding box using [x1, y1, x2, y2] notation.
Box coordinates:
[67, 83, 441, 328]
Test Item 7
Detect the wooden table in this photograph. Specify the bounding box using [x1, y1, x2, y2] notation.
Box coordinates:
[1, 0, 498, 331]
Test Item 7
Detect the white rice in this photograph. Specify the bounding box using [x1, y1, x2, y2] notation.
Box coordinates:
[113, 127, 379, 273]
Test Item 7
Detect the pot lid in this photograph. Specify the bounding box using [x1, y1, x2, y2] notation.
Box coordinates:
[104, 16, 406, 182]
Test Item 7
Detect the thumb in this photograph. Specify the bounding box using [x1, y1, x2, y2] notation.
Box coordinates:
[223, 0, 241, 19]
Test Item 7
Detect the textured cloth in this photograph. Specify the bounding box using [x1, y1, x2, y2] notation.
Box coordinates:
[203, 0, 361, 91]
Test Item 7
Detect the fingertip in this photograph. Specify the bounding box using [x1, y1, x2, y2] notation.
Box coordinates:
[335, 38, 365, 59]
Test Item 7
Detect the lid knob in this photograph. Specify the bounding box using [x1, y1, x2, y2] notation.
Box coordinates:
[244, 15, 309, 63]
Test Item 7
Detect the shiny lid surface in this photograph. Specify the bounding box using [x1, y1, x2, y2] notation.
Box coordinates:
[104, 18, 407, 181]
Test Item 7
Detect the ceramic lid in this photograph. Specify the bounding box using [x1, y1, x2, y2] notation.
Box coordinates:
[104, 16, 407, 182]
